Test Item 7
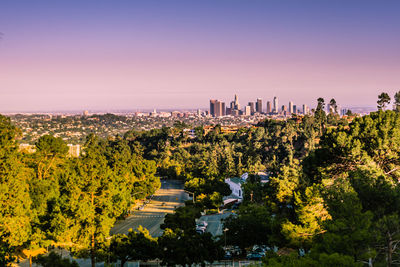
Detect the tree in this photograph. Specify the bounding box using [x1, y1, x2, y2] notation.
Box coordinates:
[316, 98, 325, 112]
[329, 98, 337, 113]
[28, 135, 69, 249]
[314, 98, 327, 135]
[281, 186, 331, 250]
[161, 206, 201, 233]
[270, 163, 301, 204]
[374, 214, 400, 266]
[0, 115, 32, 264]
[314, 189, 374, 264]
[33, 252, 79, 267]
[60, 134, 118, 267]
[301, 110, 400, 264]
[346, 109, 354, 116]
[158, 228, 222, 266]
[109, 226, 158, 267]
[394, 91, 400, 112]
[378, 92, 391, 111]
[223, 204, 274, 253]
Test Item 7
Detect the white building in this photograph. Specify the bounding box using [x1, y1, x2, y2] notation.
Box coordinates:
[224, 173, 249, 202]
[67, 144, 80, 157]
[225, 177, 244, 199]
[289, 101, 293, 114]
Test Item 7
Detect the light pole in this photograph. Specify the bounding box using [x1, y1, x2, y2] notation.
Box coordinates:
[184, 190, 195, 204]
[223, 228, 229, 250]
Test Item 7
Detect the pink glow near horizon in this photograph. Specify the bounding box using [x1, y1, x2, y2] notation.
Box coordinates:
[1, 1, 400, 111]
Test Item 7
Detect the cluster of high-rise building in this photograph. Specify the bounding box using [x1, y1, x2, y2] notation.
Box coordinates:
[210, 95, 313, 117]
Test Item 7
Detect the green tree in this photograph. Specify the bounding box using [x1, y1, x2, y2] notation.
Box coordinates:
[159, 228, 222, 266]
[329, 98, 337, 113]
[28, 135, 69, 248]
[109, 226, 158, 267]
[314, 98, 327, 135]
[33, 251, 79, 267]
[314, 188, 374, 264]
[224, 204, 274, 253]
[270, 163, 301, 204]
[394, 91, 400, 112]
[346, 109, 354, 116]
[281, 186, 331, 250]
[61, 134, 118, 267]
[374, 214, 400, 266]
[378, 92, 391, 110]
[161, 206, 201, 233]
[0, 115, 32, 264]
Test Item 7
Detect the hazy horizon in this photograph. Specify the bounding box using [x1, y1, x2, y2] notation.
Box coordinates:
[1, 0, 400, 111]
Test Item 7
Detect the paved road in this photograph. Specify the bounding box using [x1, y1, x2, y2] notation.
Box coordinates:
[111, 179, 187, 237]
[198, 211, 234, 237]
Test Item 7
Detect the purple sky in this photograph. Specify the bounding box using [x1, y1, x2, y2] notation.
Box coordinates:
[1, 0, 400, 111]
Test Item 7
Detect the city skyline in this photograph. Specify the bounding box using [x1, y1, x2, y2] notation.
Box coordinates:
[210, 94, 315, 117]
[1, 1, 400, 111]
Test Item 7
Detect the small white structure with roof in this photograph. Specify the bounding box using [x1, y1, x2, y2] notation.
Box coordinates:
[223, 173, 249, 205]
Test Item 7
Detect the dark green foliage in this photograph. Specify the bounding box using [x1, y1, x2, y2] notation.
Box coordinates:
[297, 110, 400, 265]
[377, 92, 391, 110]
[0, 115, 32, 262]
[161, 206, 201, 233]
[329, 98, 337, 113]
[109, 227, 158, 266]
[158, 228, 223, 266]
[33, 252, 79, 267]
[224, 204, 275, 251]
[346, 109, 354, 116]
[394, 91, 400, 112]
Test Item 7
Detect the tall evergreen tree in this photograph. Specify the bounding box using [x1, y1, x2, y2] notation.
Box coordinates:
[329, 98, 337, 113]
[377, 92, 391, 110]
[394, 91, 400, 112]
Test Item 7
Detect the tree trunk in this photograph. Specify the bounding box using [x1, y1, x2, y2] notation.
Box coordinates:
[121, 259, 126, 267]
[91, 192, 96, 267]
[387, 231, 392, 267]
[91, 234, 96, 267]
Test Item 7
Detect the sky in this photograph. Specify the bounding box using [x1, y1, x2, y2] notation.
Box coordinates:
[0, 0, 400, 112]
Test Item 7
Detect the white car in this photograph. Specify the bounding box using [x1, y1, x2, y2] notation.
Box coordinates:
[197, 221, 208, 228]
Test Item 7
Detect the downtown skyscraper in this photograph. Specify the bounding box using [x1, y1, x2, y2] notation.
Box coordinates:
[209, 99, 225, 117]
[273, 96, 278, 113]
[256, 98, 263, 113]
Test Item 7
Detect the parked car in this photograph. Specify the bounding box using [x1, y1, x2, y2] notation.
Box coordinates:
[196, 225, 206, 232]
[252, 246, 266, 256]
[246, 252, 263, 260]
[197, 221, 208, 228]
[223, 251, 232, 260]
[196, 228, 205, 234]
